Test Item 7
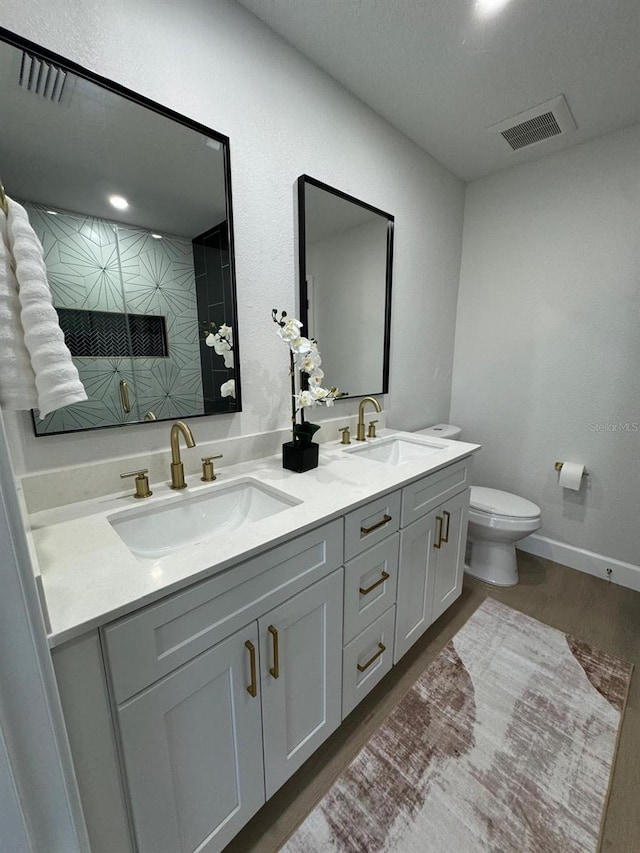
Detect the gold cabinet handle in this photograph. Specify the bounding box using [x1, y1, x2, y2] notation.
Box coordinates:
[360, 514, 392, 536]
[119, 379, 131, 414]
[268, 625, 279, 679]
[357, 642, 386, 672]
[442, 510, 451, 544]
[434, 515, 443, 549]
[359, 570, 390, 596]
[245, 640, 257, 698]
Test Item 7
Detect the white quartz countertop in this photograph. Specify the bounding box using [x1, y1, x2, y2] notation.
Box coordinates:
[28, 431, 479, 647]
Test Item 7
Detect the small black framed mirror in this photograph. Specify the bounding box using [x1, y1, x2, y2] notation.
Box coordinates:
[0, 26, 241, 435]
[297, 175, 394, 399]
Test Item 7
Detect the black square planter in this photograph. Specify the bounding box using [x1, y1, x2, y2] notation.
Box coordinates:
[282, 441, 319, 473]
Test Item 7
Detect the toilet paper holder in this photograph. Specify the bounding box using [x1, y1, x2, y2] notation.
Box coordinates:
[554, 461, 589, 476]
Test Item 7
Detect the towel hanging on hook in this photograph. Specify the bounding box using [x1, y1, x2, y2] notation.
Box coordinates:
[0, 179, 8, 216]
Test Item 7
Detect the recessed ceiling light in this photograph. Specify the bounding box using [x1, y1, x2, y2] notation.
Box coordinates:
[46, 210, 59, 215]
[109, 194, 129, 210]
[474, 0, 512, 18]
[151, 233, 163, 240]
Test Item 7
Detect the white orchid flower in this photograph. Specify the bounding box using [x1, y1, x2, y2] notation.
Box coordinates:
[220, 379, 235, 398]
[289, 336, 312, 355]
[205, 332, 216, 347]
[307, 370, 325, 386]
[211, 333, 234, 368]
[310, 386, 330, 401]
[218, 324, 233, 346]
[212, 334, 230, 353]
[296, 351, 322, 373]
[296, 390, 318, 409]
[277, 317, 303, 342]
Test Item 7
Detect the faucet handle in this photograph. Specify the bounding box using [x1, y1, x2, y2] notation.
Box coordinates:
[201, 454, 223, 482]
[338, 426, 351, 445]
[120, 469, 152, 499]
[367, 420, 378, 439]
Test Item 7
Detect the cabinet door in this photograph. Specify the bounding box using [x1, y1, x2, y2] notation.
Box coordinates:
[259, 568, 343, 799]
[394, 510, 437, 662]
[431, 489, 469, 623]
[117, 623, 264, 853]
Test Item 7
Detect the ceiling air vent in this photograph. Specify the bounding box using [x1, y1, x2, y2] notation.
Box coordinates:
[19, 51, 67, 102]
[489, 95, 576, 152]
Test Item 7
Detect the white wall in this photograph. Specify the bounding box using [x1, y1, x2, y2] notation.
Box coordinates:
[451, 125, 640, 568]
[2, 0, 465, 475]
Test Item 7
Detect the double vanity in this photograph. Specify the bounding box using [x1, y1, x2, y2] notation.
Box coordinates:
[28, 429, 479, 853]
[2, 25, 479, 853]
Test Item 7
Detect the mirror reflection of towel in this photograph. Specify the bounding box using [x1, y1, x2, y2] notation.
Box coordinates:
[0, 197, 87, 418]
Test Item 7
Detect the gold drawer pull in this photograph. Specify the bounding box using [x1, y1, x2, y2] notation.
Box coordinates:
[245, 640, 257, 698]
[268, 625, 280, 679]
[434, 515, 443, 549]
[442, 510, 451, 543]
[119, 378, 132, 414]
[357, 642, 386, 672]
[360, 514, 392, 536]
[359, 571, 390, 596]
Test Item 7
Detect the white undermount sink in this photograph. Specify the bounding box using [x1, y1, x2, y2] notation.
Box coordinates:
[109, 478, 301, 559]
[345, 435, 446, 466]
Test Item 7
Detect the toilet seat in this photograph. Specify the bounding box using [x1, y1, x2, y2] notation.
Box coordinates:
[470, 486, 540, 520]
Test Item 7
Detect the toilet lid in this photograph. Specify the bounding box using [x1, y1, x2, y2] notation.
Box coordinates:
[470, 487, 540, 519]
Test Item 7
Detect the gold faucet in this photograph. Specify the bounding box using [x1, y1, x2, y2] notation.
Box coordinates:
[356, 396, 382, 441]
[169, 421, 196, 489]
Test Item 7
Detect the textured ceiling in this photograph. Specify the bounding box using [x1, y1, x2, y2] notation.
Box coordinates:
[238, 0, 640, 180]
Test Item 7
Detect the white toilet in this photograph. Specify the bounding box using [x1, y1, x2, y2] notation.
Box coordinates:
[415, 424, 541, 587]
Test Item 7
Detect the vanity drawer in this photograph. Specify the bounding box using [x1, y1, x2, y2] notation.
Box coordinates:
[344, 490, 401, 561]
[104, 519, 343, 703]
[401, 458, 471, 527]
[343, 534, 399, 644]
[342, 606, 396, 719]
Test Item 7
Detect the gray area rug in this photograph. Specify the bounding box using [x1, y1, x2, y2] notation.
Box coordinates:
[281, 598, 632, 852]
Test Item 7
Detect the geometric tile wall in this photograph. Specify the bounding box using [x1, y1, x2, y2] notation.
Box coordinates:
[26, 202, 206, 435]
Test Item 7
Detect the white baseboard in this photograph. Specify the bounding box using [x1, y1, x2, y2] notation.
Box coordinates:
[517, 534, 640, 593]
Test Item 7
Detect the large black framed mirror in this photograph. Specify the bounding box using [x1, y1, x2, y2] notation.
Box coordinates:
[0, 27, 241, 436]
[297, 175, 393, 399]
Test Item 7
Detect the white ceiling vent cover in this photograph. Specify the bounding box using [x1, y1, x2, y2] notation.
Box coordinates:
[489, 95, 576, 151]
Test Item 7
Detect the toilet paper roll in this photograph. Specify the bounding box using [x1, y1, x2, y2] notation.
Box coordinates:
[559, 462, 584, 490]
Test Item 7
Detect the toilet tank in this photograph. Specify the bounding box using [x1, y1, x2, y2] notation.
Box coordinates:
[416, 423, 462, 441]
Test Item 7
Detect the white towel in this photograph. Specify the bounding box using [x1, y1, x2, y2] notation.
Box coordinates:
[0, 211, 39, 411]
[3, 198, 87, 418]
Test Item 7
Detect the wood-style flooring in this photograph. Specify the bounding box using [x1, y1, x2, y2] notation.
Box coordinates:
[225, 554, 640, 853]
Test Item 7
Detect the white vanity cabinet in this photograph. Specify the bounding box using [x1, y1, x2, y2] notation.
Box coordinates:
[46, 447, 476, 853]
[103, 521, 344, 853]
[395, 459, 471, 661]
